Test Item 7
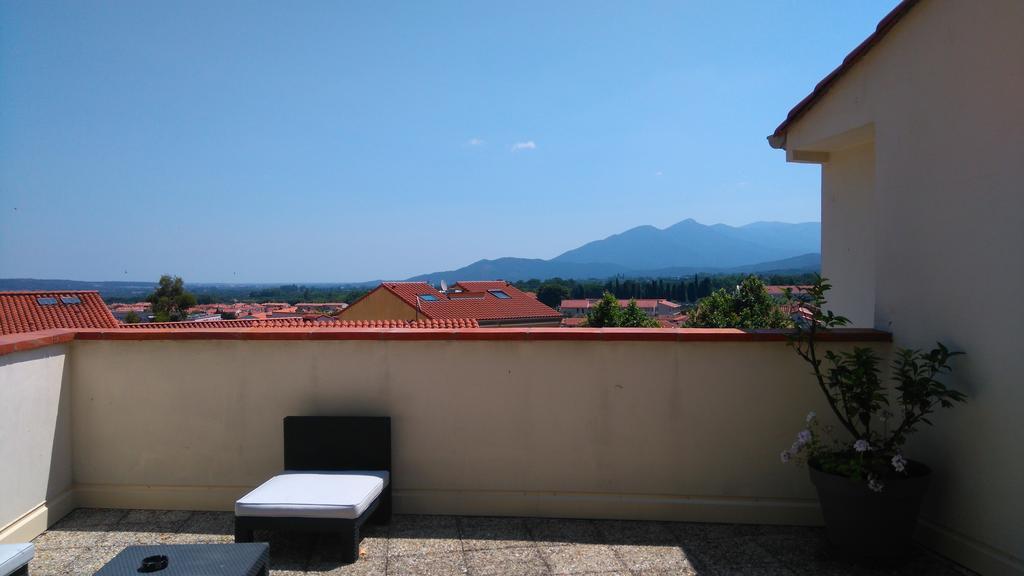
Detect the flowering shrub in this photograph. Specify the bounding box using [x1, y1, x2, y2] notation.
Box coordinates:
[780, 277, 966, 491]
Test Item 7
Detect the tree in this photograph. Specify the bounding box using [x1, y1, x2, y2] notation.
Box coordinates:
[619, 299, 660, 328]
[536, 282, 570, 308]
[585, 293, 660, 328]
[687, 275, 792, 329]
[585, 292, 623, 327]
[123, 311, 141, 324]
[146, 275, 198, 322]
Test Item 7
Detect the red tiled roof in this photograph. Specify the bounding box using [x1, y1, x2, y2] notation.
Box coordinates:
[450, 281, 513, 292]
[560, 317, 588, 327]
[765, 285, 811, 296]
[559, 299, 591, 309]
[768, 0, 918, 148]
[366, 281, 562, 322]
[560, 298, 681, 310]
[0, 291, 120, 335]
[123, 317, 479, 329]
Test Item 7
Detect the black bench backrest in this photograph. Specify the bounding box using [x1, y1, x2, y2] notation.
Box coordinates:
[284, 416, 391, 472]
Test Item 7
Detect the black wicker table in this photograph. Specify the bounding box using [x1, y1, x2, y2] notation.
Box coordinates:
[93, 543, 269, 576]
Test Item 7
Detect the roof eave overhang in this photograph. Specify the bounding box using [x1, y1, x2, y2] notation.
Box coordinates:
[766, 0, 918, 152]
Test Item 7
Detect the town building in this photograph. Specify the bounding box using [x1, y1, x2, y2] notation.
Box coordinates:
[108, 302, 152, 322]
[122, 317, 479, 329]
[340, 281, 562, 327]
[559, 298, 681, 318]
[295, 302, 348, 314]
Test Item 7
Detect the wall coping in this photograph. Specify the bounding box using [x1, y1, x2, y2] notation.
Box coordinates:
[0, 327, 890, 357]
[0, 329, 76, 357]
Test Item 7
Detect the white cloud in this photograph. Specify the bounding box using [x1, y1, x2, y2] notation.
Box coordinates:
[467, 137, 484, 146]
[511, 141, 536, 151]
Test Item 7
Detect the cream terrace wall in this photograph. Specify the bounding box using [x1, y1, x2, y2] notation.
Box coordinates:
[0, 344, 74, 543]
[69, 337, 887, 525]
[781, 1, 1024, 574]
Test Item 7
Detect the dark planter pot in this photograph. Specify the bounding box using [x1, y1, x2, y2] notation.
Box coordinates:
[809, 459, 931, 565]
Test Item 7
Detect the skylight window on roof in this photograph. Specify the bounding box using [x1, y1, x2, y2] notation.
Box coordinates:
[418, 294, 439, 301]
[60, 296, 82, 304]
[489, 290, 511, 299]
[36, 297, 58, 305]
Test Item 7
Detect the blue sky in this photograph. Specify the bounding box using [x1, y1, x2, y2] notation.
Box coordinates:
[0, 1, 897, 283]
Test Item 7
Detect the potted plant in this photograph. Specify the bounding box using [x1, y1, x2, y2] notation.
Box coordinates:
[781, 278, 966, 564]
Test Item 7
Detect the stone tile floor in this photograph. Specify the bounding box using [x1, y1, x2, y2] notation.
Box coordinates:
[30, 509, 975, 576]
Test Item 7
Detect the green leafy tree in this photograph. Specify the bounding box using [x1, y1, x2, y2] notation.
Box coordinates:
[584, 293, 659, 327]
[687, 275, 792, 329]
[536, 282, 570, 309]
[619, 299, 660, 328]
[585, 292, 623, 327]
[146, 275, 197, 322]
[123, 311, 141, 324]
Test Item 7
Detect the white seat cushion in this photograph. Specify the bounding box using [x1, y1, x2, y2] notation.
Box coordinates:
[0, 543, 34, 576]
[235, 470, 389, 520]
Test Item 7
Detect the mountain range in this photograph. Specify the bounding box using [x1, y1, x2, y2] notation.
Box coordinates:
[408, 219, 821, 282]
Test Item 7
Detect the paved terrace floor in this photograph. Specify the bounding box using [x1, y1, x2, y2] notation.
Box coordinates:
[30, 509, 974, 576]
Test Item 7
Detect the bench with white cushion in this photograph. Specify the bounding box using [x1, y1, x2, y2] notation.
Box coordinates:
[236, 470, 389, 520]
[0, 543, 33, 576]
[234, 417, 391, 564]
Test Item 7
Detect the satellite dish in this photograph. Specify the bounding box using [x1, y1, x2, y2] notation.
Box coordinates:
[440, 280, 448, 293]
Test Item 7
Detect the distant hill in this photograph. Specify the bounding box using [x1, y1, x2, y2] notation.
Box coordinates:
[0, 279, 377, 301]
[553, 219, 819, 269]
[0, 278, 158, 299]
[2, 221, 821, 291]
[408, 219, 820, 282]
[408, 253, 820, 283]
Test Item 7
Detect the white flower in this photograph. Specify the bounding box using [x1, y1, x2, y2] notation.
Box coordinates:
[853, 439, 871, 453]
[780, 450, 792, 463]
[806, 411, 816, 423]
[796, 429, 812, 446]
[891, 453, 907, 473]
[868, 475, 884, 493]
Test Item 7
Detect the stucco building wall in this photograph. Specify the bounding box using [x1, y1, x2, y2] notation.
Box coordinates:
[0, 345, 73, 543]
[781, 1, 1024, 573]
[338, 288, 418, 321]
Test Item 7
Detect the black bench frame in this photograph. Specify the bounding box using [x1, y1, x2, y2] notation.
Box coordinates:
[234, 416, 392, 563]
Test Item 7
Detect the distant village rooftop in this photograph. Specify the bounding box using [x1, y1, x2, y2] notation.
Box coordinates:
[123, 317, 480, 329]
[340, 281, 563, 327]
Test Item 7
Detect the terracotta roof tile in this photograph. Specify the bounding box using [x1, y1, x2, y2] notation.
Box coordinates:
[560, 298, 681, 310]
[0, 291, 120, 335]
[122, 317, 479, 329]
[359, 281, 562, 322]
[560, 299, 591, 309]
[765, 285, 811, 296]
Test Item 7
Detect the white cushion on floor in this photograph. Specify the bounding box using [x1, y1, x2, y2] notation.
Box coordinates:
[235, 470, 389, 520]
[0, 543, 34, 576]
